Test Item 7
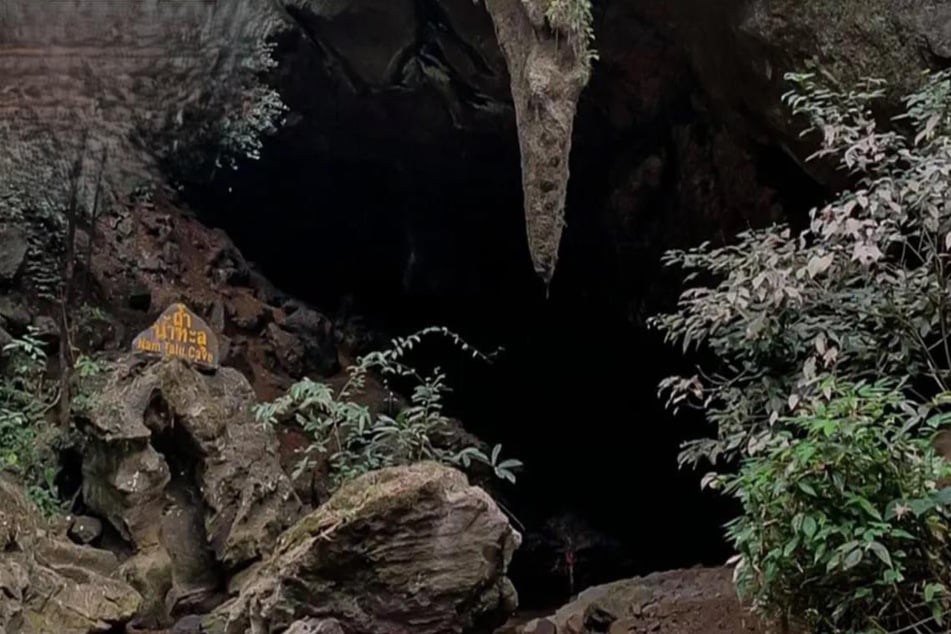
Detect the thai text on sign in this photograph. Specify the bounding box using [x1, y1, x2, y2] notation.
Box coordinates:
[132, 303, 219, 369]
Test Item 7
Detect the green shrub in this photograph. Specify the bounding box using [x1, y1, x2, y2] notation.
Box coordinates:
[1, 327, 62, 515]
[723, 379, 951, 633]
[254, 327, 522, 495]
[545, 0, 597, 68]
[152, 39, 287, 183]
[649, 68, 951, 633]
[650, 68, 951, 469]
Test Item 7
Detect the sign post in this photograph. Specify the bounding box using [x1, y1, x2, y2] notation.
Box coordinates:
[132, 303, 219, 370]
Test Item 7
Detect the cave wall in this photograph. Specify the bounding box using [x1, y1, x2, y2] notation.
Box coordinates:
[0, 0, 285, 300]
[3, 0, 949, 304]
[652, 0, 951, 179]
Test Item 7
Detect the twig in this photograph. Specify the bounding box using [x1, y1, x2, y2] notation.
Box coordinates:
[83, 147, 107, 300]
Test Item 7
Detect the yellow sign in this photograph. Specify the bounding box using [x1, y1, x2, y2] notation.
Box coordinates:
[132, 303, 219, 369]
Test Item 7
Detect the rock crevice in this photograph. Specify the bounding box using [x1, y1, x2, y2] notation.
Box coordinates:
[79, 355, 302, 627]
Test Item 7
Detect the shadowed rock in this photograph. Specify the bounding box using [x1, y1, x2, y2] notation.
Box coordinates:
[0, 225, 28, 286]
[0, 476, 141, 634]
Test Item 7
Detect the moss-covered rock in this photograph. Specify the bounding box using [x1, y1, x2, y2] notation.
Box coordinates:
[206, 462, 521, 634]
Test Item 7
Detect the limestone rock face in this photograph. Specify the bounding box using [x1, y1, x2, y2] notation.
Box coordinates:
[483, 0, 591, 288]
[0, 225, 28, 286]
[654, 0, 951, 175]
[0, 477, 142, 634]
[206, 462, 521, 634]
[80, 355, 302, 626]
[284, 619, 345, 634]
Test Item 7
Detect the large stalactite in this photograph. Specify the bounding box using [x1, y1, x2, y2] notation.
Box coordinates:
[483, 0, 590, 289]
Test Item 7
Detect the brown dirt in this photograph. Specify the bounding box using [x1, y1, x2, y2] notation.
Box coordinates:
[499, 567, 779, 634]
[86, 187, 342, 402]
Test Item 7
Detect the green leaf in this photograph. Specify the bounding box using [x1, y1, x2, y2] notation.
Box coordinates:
[802, 516, 818, 539]
[909, 498, 937, 517]
[783, 536, 801, 557]
[798, 482, 817, 497]
[932, 486, 951, 506]
[850, 496, 883, 521]
[867, 541, 892, 567]
[925, 583, 947, 603]
[826, 552, 842, 572]
[792, 513, 805, 533]
[843, 549, 864, 570]
[933, 603, 945, 627]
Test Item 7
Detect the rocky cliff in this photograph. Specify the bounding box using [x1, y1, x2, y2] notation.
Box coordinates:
[5, 0, 948, 300]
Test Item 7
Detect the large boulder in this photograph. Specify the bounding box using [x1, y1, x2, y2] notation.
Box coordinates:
[79, 355, 302, 627]
[0, 476, 142, 634]
[205, 462, 521, 634]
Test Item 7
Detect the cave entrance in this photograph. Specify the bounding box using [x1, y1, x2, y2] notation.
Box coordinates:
[175, 20, 824, 611]
[184, 145, 735, 611]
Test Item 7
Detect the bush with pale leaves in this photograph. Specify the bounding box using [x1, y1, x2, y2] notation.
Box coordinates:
[650, 69, 951, 468]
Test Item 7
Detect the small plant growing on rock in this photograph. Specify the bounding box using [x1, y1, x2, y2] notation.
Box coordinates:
[545, 0, 597, 69]
[254, 327, 522, 495]
[151, 38, 287, 184]
[70, 353, 103, 418]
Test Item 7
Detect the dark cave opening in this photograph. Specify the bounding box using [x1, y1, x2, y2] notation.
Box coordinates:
[178, 23, 827, 610]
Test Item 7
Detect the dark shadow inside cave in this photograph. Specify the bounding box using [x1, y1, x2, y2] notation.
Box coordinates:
[177, 21, 826, 610]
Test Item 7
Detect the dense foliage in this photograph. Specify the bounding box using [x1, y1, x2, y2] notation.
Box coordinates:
[545, 0, 597, 68]
[0, 329, 60, 514]
[651, 68, 951, 631]
[155, 40, 286, 183]
[651, 69, 951, 469]
[254, 327, 522, 496]
[723, 380, 951, 632]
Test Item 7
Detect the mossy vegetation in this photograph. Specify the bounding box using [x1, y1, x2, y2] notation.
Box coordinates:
[545, 0, 597, 69]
